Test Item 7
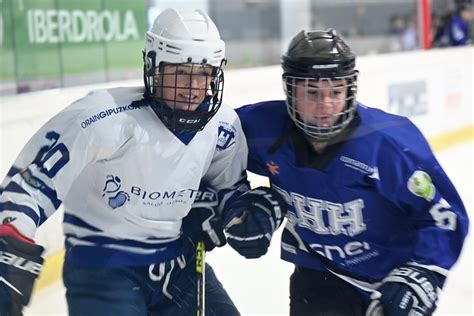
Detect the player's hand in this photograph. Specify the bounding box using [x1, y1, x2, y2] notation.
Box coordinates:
[365, 264, 440, 316]
[182, 184, 226, 252]
[223, 186, 286, 259]
[0, 224, 44, 315]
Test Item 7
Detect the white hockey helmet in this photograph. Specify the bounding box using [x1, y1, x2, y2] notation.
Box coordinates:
[143, 8, 226, 132]
[144, 8, 225, 67]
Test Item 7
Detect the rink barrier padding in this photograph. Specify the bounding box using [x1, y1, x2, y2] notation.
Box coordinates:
[429, 125, 474, 152]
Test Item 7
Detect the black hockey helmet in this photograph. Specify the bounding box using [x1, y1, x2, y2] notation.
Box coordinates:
[282, 29, 359, 142]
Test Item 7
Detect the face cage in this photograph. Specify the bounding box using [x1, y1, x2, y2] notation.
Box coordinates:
[283, 73, 358, 142]
[145, 60, 225, 132]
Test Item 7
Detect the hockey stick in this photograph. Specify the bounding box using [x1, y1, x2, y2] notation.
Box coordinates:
[196, 240, 206, 316]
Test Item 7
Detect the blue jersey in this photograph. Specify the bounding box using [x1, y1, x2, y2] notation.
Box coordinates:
[237, 100, 469, 293]
[439, 15, 470, 46]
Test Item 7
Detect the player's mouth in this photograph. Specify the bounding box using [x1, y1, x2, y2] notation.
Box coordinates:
[178, 94, 196, 101]
[174, 95, 201, 110]
[316, 115, 333, 126]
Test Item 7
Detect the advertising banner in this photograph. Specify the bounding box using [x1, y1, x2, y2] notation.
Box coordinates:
[0, 0, 147, 93]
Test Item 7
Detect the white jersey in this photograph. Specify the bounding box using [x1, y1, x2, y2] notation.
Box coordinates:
[0, 86, 248, 266]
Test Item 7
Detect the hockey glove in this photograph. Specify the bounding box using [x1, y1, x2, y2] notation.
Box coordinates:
[365, 264, 440, 316]
[181, 184, 226, 252]
[223, 186, 286, 259]
[0, 224, 44, 316]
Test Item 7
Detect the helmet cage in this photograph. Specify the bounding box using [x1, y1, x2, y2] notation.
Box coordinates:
[283, 72, 358, 142]
[281, 29, 358, 142]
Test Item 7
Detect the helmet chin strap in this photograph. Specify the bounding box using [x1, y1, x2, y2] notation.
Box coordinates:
[147, 95, 214, 132]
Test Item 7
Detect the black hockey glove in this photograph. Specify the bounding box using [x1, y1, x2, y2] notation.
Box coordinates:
[223, 186, 287, 259]
[365, 264, 440, 316]
[0, 224, 44, 316]
[182, 184, 226, 252]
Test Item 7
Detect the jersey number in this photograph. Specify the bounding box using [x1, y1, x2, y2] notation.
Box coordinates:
[429, 198, 457, 231]
[35, 131, 70, 178]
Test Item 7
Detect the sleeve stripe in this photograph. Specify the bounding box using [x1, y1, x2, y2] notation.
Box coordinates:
[0, 167, 22, 194]
[20, 171, 62, 209]
[3, 181, 51, 225]
[38, 205, 48, 226]
[4, 181, 29, 195]
[7, 166, 21, 178]
[0, 202, 40, 225]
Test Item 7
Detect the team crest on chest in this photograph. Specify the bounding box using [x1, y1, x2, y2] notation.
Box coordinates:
[102, 175, 130, 209]
[216, 122, 236, 151]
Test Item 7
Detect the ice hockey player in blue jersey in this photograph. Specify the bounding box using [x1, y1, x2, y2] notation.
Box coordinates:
[0, 8, 248, 316]
[223, 29, 469, 315]
[433, 3, 472, 47]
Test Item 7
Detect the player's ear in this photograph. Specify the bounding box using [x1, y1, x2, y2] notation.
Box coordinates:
[153, 72, 164, 90]
[153, 63, 165, 83]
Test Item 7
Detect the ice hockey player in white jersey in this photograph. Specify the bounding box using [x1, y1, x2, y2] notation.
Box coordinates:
[0, 8, 248, 316]
[223, 29, 469, 315]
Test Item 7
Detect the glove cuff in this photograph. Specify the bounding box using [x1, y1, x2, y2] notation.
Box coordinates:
[382, 264, 440, 309]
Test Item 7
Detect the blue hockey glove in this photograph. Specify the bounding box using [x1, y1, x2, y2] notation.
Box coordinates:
[365, 264, 440, 316]
[223, 186, 287, 259]
[0, 224, 44, 315]
[148, 251, 196, 307]
[182, 184, 226, 252]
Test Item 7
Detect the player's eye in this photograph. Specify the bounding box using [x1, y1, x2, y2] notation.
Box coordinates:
[196, 67, 213, 76]
[176, 69, 190, 75]
[306, 88, 320, 96]
[332, 88, 345, 95]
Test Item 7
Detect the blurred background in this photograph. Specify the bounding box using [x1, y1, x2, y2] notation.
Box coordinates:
[1, 0, 472, 96]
